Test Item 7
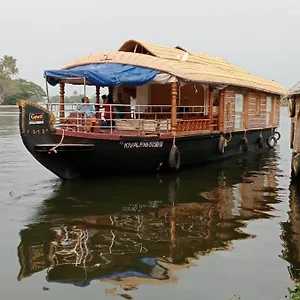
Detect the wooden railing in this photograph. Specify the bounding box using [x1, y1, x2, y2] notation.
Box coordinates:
[48, 103, 218, 134]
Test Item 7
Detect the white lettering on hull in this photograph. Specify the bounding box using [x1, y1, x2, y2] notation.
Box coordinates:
[120, 141, 164, 149]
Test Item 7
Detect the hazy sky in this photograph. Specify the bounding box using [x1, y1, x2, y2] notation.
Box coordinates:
[1, 0, 299, 95]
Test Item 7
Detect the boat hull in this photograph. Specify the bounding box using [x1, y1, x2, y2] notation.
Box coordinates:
[18, 101, 278, 180]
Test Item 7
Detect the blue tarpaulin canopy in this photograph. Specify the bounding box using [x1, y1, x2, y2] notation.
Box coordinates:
[44, 63, 159, 87]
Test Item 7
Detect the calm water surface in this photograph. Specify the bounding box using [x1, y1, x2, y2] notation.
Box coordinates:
[0, 106, 298, 299]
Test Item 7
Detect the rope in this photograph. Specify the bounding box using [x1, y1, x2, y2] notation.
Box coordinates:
[219, 131, 232, 153]
[172, 130, 177, 148]
[223, 131, 232, 143]
[48, 129, 65, 154]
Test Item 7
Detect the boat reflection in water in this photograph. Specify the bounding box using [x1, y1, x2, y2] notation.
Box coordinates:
[281, 182, 300, 282]
[17, 149, 281, 290]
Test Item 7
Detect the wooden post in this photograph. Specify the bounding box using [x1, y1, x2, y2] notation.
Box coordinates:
[171, 82, 178, 133]
[208, 86, 214, 131]
[59, 82, 65, 119]
[244, 93, 249, 129]
[218, 90, 225, 131]
[96, 86, 100, 112]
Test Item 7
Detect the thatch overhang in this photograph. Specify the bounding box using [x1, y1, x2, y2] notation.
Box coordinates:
[60, 39, 285, 95]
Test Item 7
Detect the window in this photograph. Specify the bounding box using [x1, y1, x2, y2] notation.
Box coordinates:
[266, 96, 272, 126]
[255, 97, 261, 115]
[234, 94, 244, 129]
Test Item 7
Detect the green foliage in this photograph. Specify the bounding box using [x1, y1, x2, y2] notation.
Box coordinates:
[3, 79, 46, 105]
[289, 284, 300, 300]
[0, 55, 46, 105]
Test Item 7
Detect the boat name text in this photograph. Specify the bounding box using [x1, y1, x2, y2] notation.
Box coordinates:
[29, 113, 45, 125]
[120, 141, 164, 149]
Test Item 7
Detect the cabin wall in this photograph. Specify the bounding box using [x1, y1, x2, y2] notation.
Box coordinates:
[180, 83, 205, 108]
[223, 88, 235, 132]
[150, 83, 172, 105]
[273, 96, 281, 126]
[247, 92, 266, 129]
[223, 86, 281, 133]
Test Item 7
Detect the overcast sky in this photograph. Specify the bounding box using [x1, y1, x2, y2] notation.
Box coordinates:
[1, 0, 299, 95]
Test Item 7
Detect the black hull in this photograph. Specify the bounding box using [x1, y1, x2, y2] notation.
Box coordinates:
[18, 101, 278, 180]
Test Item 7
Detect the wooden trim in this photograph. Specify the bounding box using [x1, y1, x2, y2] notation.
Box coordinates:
[243, 93, 249, 129]
[171, 82, 178, 133]
[271, 95, 275, 127]
[208, 86, 214, 130]
[218, 90, 224, 131]
[59, 82, 65, 119]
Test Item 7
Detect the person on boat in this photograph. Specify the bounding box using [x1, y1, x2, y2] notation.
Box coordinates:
[115, 93, 125, 119]
[100, 95, 113, 127]
[78, 96, 96, 132]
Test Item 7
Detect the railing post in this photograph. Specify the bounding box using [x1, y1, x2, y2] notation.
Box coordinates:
[171, 82, 178, 134]
[59, 82, 65, 120]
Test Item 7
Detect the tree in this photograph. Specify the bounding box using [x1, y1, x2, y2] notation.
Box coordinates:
[0, 55, 19, 79]
[3, 79, 46, 105]
[0, 55, 19, 104]
[0, 78, 18, 104]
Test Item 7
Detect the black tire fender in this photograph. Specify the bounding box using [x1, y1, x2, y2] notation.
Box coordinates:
[257, 135, 264, 148]
[289, 97, 296, 118]
[168, 146, 181, 170]
[292, 155, 300, 177]
[241, 137, 249, 152]
[267, 136, 277, 148]
[273, 131, 281, 141]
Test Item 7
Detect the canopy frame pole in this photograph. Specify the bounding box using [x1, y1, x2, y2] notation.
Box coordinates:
[45, 78, 50, 110]
[59, 82, 65, 119]
[83, 77, 86, 97]
[96, 86, 100, 112]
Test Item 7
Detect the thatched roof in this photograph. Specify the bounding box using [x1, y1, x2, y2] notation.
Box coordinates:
[287, 81, 300, 96]
[61, 39, 285, 95]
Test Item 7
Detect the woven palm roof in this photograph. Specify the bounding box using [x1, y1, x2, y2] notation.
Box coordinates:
[62, 39, 285, 95]
[287, 81, 300, 96]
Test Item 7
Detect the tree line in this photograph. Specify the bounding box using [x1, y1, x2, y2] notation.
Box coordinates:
[0, 55, 46, 105]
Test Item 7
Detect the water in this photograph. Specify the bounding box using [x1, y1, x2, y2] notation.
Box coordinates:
[0, 105, 297, 299]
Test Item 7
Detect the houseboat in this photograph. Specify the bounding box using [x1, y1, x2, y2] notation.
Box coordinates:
[287, 82, 300, 178]
[18, 39, 285, 180]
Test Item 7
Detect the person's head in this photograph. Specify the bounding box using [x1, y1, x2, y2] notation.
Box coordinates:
[82, 96, 89, 103]
[101, 94, 107, 101]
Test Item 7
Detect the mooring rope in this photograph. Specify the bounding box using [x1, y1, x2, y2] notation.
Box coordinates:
[219, 131, 232, 153]
[172, 130, 177, 148]
[48, 129, 65, 154]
